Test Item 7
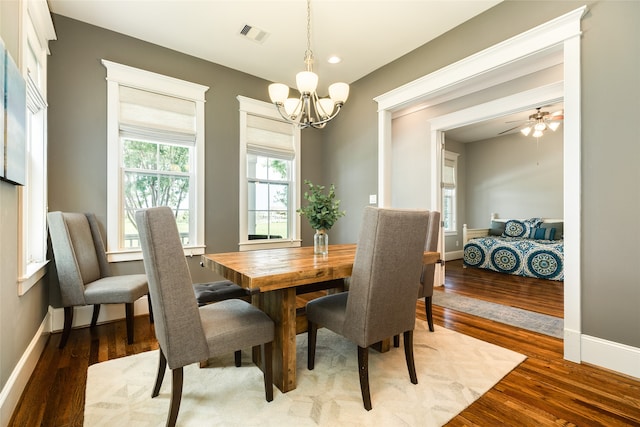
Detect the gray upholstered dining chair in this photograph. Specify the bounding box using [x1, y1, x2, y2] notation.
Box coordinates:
[193, 280, 252, 368]
[393, 210, 440, 348]
[135, 206, 274, 427]
[47, 211, 150, 349]
[418, 211, 441, 332]
[306, 206, 430, 411]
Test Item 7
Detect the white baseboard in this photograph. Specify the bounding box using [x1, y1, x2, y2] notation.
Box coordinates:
[0, 312, 50, 427]
[0, 297, 150, 426]
[49, 296, 150, 332]
[445, 250, 463, 261]
[581, 334, 640, 379]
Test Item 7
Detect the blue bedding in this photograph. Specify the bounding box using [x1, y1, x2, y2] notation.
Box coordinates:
[463, 236, 564, 281]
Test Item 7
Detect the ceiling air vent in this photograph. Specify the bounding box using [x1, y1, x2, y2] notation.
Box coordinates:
[239, 24, 269, 44]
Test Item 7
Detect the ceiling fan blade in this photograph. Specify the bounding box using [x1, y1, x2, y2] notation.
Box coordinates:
[498, 124, 522, 135]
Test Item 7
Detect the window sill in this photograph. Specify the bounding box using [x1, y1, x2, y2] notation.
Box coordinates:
[107, 245, 206, 262]
[239, 239, 301, 252]
[19, 260, 49, 296]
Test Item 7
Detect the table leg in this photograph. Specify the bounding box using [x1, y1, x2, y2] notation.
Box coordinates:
[257, 288, 297, 392]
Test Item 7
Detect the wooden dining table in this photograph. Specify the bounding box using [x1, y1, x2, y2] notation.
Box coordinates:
[201, 243, 440, 393]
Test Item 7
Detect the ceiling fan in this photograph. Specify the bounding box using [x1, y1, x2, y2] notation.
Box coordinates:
[499, 107, 564, 137]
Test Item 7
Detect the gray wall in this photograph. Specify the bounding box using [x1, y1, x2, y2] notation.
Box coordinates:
[323, 1, 639, 348]
[45, 14, 326, 304]
[464, 130, 564, 228]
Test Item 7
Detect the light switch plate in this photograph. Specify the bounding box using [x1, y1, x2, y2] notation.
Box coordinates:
[369, 194, 377, 204]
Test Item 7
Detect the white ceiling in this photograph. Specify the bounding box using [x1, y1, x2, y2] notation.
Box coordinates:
[48, 0, 502, 91]
[446, 102, 564, 143]
[48, 0, 564, 142]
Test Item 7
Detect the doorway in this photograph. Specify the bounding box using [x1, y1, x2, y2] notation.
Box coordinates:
[374, 6, 586, 362]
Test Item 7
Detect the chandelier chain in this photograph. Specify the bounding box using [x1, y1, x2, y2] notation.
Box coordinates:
[304, 0, 313, 70]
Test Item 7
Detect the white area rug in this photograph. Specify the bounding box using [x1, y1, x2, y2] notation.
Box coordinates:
[85, 321, 525, 426]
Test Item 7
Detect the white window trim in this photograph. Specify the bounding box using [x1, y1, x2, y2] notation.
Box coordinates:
[102, 60, 209, 261]
[443, 150, 459, 237]
[18, 0, 56, 295]
[237, 96, 301, 251]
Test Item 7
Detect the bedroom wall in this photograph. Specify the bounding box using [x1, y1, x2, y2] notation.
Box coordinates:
[464, 130, 563, 229]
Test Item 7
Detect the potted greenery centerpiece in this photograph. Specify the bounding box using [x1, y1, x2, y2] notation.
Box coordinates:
[297, 180, 346, 255]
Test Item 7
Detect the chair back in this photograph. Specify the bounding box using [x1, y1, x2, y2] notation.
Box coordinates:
[418, 211, 441, 299]
[135, 207, 209, 369]
[343, 207, 429, 347]
[47, 212, 111, 306]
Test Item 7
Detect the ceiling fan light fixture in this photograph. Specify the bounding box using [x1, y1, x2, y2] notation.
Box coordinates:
[510, 107, 564, 139]
[268, 0, 348, 129]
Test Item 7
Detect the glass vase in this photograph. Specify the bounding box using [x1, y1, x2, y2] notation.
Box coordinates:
[314, 229, 329, 255]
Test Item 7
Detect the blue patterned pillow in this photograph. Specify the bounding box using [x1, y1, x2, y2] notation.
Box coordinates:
[530, 227, 556, 240]
[502, 220, 527, 237]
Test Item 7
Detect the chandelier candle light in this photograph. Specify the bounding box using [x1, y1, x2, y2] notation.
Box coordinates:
[268, 0, 349, 129]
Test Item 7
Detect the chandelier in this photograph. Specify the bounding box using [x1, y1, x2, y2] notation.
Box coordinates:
[268, 0, 349, 129]
[520, 108, 563, 138]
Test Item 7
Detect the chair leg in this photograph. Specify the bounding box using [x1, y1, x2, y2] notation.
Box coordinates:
[403, 330, 418, 385]
[358, 346, 372, 411]
[263, 341, 273, 402]
[393, 335, 400, 348]
[234, 350, 242, 367]
[425, 296, 434, 332]
[152, 349, 167, 398]
[307, 321, 318, 370]
[125, 303, 135, 345]
[167, 367, 183, 427]
[58, 306, 74, 349]
[147, 295, 154, 324]
[90, 304, 101, 328]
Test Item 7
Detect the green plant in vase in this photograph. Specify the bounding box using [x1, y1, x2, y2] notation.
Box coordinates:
[297, 180, 346, 254]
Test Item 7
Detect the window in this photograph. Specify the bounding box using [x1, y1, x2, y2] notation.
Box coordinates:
[103, 60, 208, 261]
[442, 151, 459, 235]
[238, 96, 301, 251]
[18, 1, 56, 295]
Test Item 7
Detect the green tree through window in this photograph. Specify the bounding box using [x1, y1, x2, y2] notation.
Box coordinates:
[122, 139, 191, 247]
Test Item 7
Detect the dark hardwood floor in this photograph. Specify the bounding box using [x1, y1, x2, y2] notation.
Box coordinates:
[9, 263, 640, 426]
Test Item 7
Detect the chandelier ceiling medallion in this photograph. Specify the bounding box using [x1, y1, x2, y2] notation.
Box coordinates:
[519, 107, 564, 138]
[268, 0, 349, 129]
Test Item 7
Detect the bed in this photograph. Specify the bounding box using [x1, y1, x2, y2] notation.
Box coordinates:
[462, 215, 564, 281]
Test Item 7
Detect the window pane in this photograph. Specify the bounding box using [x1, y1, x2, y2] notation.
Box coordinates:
[247, 153, 268, 180]
[269, 183, 288, 210]
[122, 171, 190, 248]
[268, 159, 289, 180]
[249, 181, 269, 210]
[123, 139, 157, 169]
[246, 154, 291, 241]
[159, 144, 190, 172]
[270, 211, 288, 239]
